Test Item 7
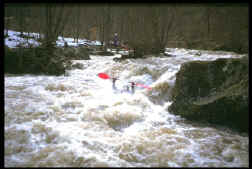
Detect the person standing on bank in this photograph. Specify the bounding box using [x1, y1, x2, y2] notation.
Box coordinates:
[114, 33, 119, 53]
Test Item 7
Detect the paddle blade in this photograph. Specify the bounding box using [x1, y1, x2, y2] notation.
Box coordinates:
[135, 83, 152, 90]
[98, 73, 110, 79]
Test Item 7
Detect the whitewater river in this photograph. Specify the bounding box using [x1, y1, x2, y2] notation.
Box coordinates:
[4, 48, 248, 167]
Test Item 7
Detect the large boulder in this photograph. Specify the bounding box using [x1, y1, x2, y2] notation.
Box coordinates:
[77, 47, 91, 60]
[168, 56, 248, 133]
[4, 46, 66, 75]
[5, 42, 93, 75]
[95, 51, 114, 56]
[63, 46, 90, 60]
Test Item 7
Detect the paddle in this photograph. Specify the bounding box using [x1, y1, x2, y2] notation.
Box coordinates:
[98, 73, 110, 79]
[97, 73, 152, 90]
[135, 83, 152, 90]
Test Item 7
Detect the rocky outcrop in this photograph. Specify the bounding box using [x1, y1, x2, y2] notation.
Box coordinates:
[62, 46, 90, 60]
[168, 55, 248, 133]
[4, 45, 90, 75]
[91, 50, 114, 56]
[5, 46, 66, 75]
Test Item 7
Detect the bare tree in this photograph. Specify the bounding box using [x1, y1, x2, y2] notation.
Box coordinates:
[139, 5, 176, 54]
[95, 7, 105, 49]
[4, 17, 14, 37]
[205, 7, 211, 41]
[43, 4, 71, 48]
[15, 5, 25, 36]
[95, 4, 113, 51]
[126, 7, 143, 56]
[124, 5, 176, 57]
[72, 4, 81, 43]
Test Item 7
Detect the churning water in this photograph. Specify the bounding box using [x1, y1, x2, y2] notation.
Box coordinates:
[4, 48, 248, 167]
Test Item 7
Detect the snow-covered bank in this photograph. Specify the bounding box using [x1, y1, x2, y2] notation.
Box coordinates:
[4, 30, 102, 48]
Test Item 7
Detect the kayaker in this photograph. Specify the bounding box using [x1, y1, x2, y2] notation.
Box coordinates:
[112, 77, 118, 90]
[129, 82, 135, 94]
[112, 77, 136, 94]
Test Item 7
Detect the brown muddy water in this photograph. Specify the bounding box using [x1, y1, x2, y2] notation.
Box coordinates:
[4, 48, 248, 167]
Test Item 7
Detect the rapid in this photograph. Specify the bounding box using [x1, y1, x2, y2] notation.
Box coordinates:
[4, 48, 249, 167]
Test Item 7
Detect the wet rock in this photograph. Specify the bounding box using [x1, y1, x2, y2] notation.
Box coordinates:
[147, 82, 172, 105]
[4, 45, 66, 75]
[77, 47, 91, 60]
[4, 44, 91, 75]
[63, 46, 90, 60]
[163, 52, 175, 57]
[95, 51, 114, 56]
[168, 56, 248, 133]
[113, 54, 142, 62]
[71, 63, 84, 69]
